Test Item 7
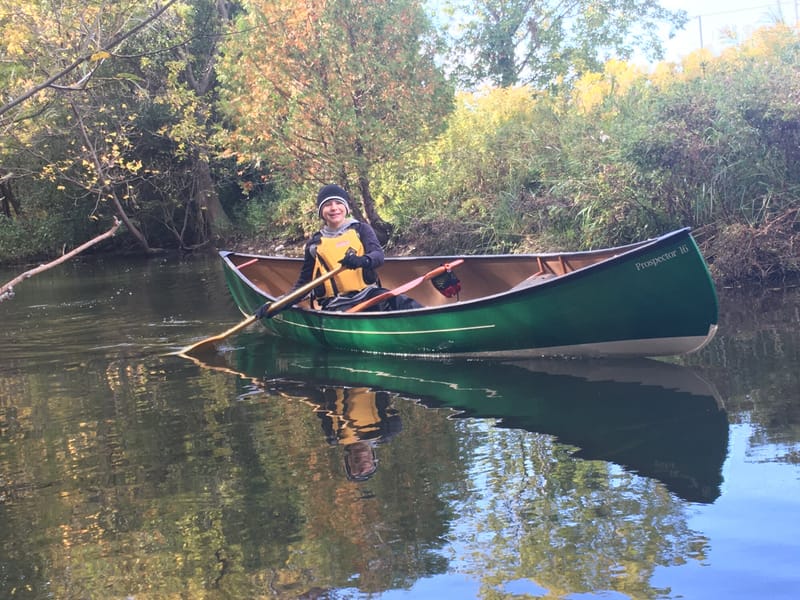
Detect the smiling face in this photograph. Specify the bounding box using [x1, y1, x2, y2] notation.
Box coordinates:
[320, 199, 349, 229]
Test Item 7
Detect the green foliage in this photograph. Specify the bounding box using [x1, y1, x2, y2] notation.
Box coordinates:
[551, 61, 678, 246]
[375, 87, 556, 253]
[0, 212, 98, 263]
[615, 27, 800, 242]
[0, 0, 245, 260]
[234, 182, 314, 246]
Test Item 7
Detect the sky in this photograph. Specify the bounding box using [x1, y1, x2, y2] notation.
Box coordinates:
[657, 0, 798, 61]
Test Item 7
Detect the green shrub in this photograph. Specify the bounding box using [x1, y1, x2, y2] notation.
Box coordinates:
[0, 214, 78, 263]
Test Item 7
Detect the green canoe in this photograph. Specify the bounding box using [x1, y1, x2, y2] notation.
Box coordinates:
[219, 227, 718, 358]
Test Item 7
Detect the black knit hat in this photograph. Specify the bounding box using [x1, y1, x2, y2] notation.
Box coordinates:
[316, 184, 351, 218]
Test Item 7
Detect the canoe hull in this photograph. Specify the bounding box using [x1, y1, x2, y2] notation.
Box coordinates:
[220, 228, 718, 358]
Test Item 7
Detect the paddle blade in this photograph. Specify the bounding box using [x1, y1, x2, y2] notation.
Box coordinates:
[177, 315, 257, 356]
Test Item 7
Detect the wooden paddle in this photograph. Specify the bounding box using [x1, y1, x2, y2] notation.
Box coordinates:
[346, 259, 464, 313]
[178, 264, 345, 356]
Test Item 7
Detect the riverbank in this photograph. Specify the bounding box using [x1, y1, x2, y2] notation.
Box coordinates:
[693, 214, 799, 287]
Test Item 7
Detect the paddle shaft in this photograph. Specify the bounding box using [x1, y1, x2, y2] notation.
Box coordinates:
[179, 264, 345, 355]
[264, 263, 345, 315]
[346, 259, 464, 313]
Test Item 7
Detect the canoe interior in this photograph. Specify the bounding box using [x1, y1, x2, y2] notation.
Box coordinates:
[226, 238, 652, 309]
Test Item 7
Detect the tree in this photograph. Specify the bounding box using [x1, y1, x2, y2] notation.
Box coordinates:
[217, 0, 453, 241]
[0, 0, 182, 253]
[0, 0, 180, 124]
[143, 0, 239, 245]
[0, 0, 238, 254]
[445, 0, 688, 88]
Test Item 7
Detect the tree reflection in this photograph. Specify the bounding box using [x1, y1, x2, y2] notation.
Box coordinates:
[453, 428, 707, 599]
[682, 287, 800, 464]
[0, 344, 727, 599]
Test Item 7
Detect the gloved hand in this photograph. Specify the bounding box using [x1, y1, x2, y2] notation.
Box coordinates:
[253, 302, 274, 319]
[339, 253, 371, 270]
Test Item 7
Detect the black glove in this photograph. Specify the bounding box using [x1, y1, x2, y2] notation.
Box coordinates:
[339, 253, 372, 270]
[253, 302, 274, 319]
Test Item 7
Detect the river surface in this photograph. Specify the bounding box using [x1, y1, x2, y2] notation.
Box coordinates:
[0, 254, 798, 600]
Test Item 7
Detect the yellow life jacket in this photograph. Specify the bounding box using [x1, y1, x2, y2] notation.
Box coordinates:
[313, 227, 370, 298]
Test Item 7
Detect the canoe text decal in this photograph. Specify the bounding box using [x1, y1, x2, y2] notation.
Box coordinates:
[635, 244, 690, 271]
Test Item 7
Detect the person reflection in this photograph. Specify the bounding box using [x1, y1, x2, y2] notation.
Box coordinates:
[312, 387, 402, 482]
[343, 441, 379, 482]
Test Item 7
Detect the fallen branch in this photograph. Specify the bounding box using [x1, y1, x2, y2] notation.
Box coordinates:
[0, 218, 121, 302]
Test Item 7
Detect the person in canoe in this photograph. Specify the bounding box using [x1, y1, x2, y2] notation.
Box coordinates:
[276, 184, 423, 313]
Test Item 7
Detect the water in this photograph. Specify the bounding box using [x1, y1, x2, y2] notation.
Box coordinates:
[1, 255, 798, 599]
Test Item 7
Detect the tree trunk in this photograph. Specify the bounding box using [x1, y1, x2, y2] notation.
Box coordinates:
[178, 1, 232, 244]
[357, 172, 393, 245]
[109, 189, 157, 253]
[0, 177, 22, 217]
[192, 156, 230, 241]
[71, 101, 155, 254]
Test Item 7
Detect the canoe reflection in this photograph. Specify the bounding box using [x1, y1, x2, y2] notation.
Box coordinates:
[193, 335, 729, 503]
